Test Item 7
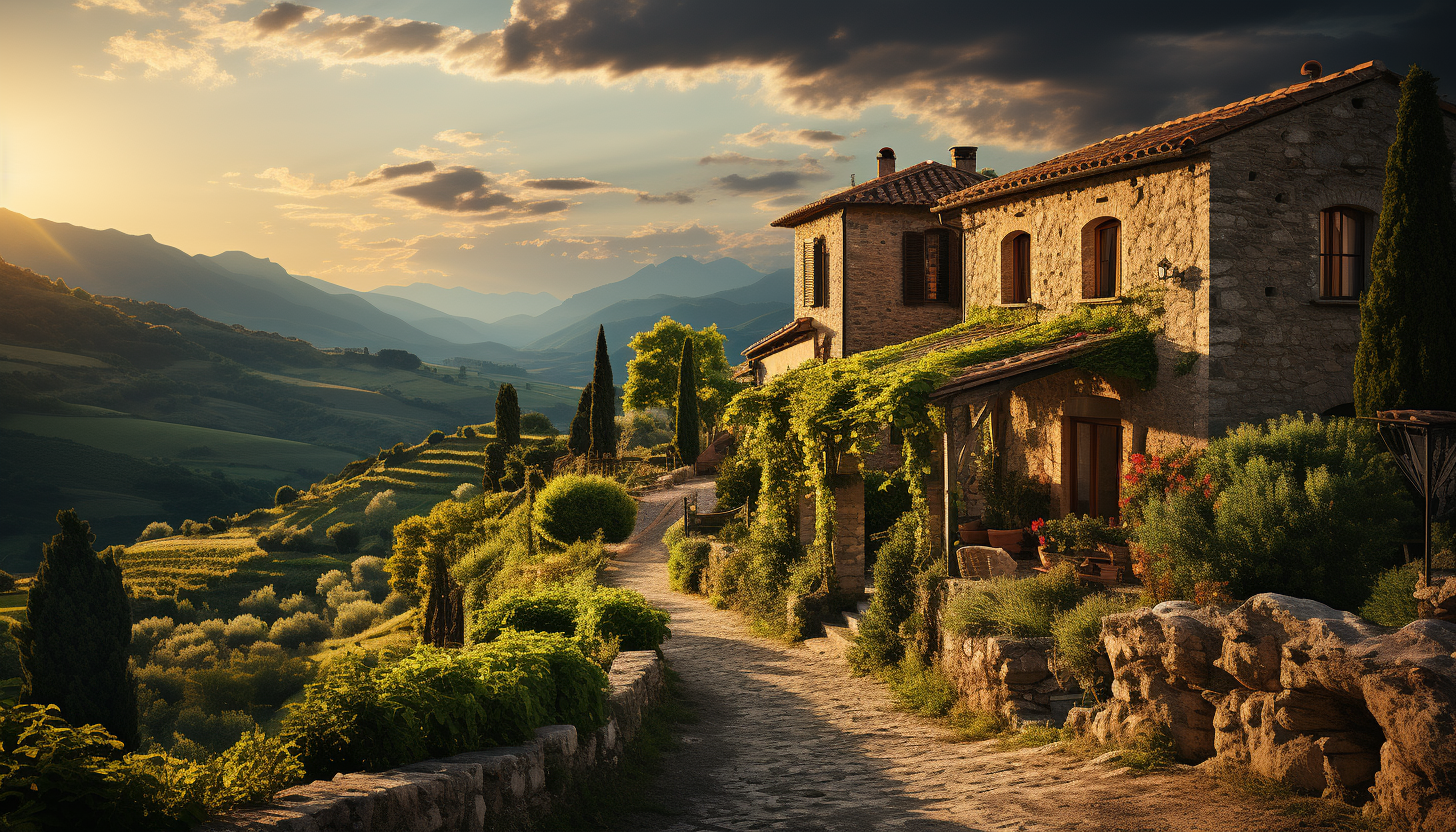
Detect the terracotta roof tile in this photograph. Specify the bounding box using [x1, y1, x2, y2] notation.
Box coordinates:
[742, 316, 816, 360]
[772, 161, 986, 227]
[936, 61, 1413, 211]
[930, 334, 1117, 400]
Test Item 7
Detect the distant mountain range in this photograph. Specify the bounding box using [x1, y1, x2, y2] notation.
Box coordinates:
[0, 208, 792, 385]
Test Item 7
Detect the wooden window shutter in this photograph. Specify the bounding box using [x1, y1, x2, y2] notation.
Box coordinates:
[902, 231, 924, 305]
[1000, 235, 1016, 304]
[813, 238, 828, 307]
[1080, 225, 1099, 299]
[947, 229, 962, 307]
[800, 240, 814, 307]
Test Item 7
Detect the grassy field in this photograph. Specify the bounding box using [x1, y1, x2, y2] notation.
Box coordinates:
[0, 414, 358, 481]
[0, 342, 111, 367]
[0, 591, 25, 624]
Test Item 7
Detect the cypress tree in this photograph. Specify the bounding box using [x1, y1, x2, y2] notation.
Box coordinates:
[568, 382, 593, 455]
[495, 383, 521, 446]
[589, 326, 616, 457]
[20, 510, 137, 747]
[1354, 65, 1456, 415]
[674, 336, 701, 465]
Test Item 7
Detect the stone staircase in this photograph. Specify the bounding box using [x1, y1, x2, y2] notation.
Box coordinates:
[822, 597, 873, 656]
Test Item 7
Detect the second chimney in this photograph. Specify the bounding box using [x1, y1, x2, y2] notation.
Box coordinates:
[951, 146, 978, 172]
[877, 147, 896, 178]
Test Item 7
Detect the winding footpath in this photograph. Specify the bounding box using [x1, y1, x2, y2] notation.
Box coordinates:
[600, 479, 1347, 832]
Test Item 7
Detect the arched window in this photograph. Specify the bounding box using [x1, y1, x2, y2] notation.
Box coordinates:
[800, 236, 827, 308]
[1080, 218, 1120, 299]
[902, 228, 960, 306]
[1320, 207, 1369, 300]
[1000, 231, 1031, 304]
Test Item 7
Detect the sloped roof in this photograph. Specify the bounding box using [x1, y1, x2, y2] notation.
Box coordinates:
[936, 61, 1427, 211]
[742, 316, 816, 360]
[929, 333, 1120, 401]
[772, 161, 986, 227]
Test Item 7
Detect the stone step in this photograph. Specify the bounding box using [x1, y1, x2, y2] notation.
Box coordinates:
[856, 600, 872, 615]
[822, 624, 854, 657]
[841, 609, 862, 634]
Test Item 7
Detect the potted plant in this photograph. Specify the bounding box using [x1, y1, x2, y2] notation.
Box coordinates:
[958, 517, 990, 546]
[982, 505, 1023, 553]
[978, 466, 1050, 555]
[1031, 517, 1061, 568]
[1099, 522, 1133, 573]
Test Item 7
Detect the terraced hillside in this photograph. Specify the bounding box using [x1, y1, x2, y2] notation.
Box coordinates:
[118, 429, 559, 614]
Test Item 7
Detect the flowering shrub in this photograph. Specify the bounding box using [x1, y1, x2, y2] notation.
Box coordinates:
[1034, 514, 1126, 552]
[1119, 448, 1206, 527]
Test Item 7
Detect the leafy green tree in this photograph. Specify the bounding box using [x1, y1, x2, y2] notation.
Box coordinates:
[589, 326, 615, 457]
[520, 411, 558, 436]
[495, 383, 521, 447]
[623, 317, 737, 429]
[274, 484, 297, 506]
[19, 510, 137, 747]
[1354, 65, 1456, 415]
[483, 442, 507, 491]
[674, 336, 701, 465]
[568, 383, 592, 455]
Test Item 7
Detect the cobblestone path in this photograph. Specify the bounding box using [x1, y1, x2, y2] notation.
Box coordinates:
[600, 480, 1343, 832]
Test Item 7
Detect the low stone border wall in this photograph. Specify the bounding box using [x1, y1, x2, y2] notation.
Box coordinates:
[1065, 595, 1456, 831]
[936, 579, 1086, 725]
[201, 651, 665, 832]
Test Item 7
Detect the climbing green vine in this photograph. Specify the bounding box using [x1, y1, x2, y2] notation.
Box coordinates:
[724, 304, 1158, 591]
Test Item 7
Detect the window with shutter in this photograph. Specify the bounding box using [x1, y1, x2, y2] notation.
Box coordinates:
[902, 231, 925, 305]
[1001, 232, 1031, 304]
[812, 237, 828, 307]
[1319, 207, 1367, 299]
[1081, 218, 1119, 299]
[800, 240, 814, 307]
[924, 228, 950, 302]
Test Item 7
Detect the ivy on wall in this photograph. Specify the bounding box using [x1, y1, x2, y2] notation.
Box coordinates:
[724, 304, 1158, 587]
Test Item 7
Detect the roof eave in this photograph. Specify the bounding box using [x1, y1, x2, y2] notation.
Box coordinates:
[933, 147, 1211, 212]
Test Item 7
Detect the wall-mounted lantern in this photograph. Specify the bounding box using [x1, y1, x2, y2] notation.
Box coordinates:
[1156, 258, 1179, 280]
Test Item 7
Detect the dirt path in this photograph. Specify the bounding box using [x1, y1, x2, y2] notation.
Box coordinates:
[600, 480, 1342, 832]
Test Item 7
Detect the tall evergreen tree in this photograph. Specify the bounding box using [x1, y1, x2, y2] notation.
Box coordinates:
[589, 325, 616, 457]
[495, 383, 522, 446]
[20, 510, 137, 747]
[674, 336, 701, 465]
[568, 383, 593, 455]
[1354, 65, 1456, 415]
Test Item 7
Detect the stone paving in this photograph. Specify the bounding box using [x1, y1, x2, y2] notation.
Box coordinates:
[599, 480, 1349, 832]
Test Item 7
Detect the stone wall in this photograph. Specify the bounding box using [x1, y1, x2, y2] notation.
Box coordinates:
[1066, 595, 1456, 831]
[842, 206, 963, 356]
[201, 652, 665, 832]
[792, 211, 846, 358]
[937, 579, 1086, 724]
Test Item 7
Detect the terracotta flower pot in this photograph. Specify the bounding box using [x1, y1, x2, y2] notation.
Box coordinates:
[959, 526, 990, 546]
[1039, 548, 1061, 569]
[987, 528, 1023, 554]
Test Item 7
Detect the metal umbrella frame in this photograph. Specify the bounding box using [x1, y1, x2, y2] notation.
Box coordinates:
[1364, 409, 1456, 588]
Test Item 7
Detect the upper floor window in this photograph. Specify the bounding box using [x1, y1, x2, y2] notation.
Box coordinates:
[1080, 218, 1120, 299]
[1001, 231, 1031, 304]
[801, 236, 827, 308]
[1320, 207, 1368, 300]
[902, 228, 959, 306]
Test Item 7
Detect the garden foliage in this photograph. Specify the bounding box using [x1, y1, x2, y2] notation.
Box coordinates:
[674, 335, 701, 465]
[494, 384, 521, 447]
[847, 514, 922, 673]
[941, 563, 1084, 640]
[667, 535, 712, 593]
[532, 474, 637, 546]
[1050, 593, 1143, 695]
[589, 326, 616, 457]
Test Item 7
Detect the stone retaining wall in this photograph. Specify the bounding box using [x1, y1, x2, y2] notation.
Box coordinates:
[1065, 595, 1456, 831]
[937, 579, 1086, 725]
[201, 651, 665, 832]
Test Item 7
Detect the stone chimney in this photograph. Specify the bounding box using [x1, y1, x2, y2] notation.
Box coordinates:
[877, 147, 896, 178]
[951, 146, 978, 172]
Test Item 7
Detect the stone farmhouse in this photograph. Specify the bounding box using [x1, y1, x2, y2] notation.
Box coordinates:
[745, 60, 1456, 579]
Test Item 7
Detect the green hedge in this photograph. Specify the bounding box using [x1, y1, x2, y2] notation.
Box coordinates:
[577, 587, 671, 651]
[667, 536, 712, 593]
[533, 474, 637, 545]
[469, 585, 580, 643]
[282, 633, 609, 780]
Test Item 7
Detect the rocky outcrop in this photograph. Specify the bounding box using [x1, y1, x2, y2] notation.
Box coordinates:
[1415, 570, 1456, 622]
[1066, 595, 1456, 831]
[201, 651, 665, 832]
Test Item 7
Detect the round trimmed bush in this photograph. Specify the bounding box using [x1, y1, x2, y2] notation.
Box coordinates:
[667, 537, 711, 594]
[275, 485, 298, 506]
[577, 587, 670, 650]
[426, 430, 446, 445]
[269, 612, 331, 649]
[533, 474, 637, 545]
[469, 586, 580, 644]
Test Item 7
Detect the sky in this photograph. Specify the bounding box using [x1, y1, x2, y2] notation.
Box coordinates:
[1, 1, 1451, 297]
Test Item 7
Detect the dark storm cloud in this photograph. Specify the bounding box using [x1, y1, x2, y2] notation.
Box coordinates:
[391, 166, 521, 213]
[716, 171, 816, 193]
[490, 0, 1456, 147]
[521, 177, 612, 190]
[253, 3, 315, 34]
[699, 152, 792, 166]
[377, 161, 436, 179]
[637, 191, 696, 204]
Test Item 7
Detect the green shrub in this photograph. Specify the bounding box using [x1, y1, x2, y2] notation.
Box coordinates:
[130, 617, 176, 660]
[886, 654, 958, 718]
[316, 569, 350, 598]
[208, 516, 231, 533]
[1136, 415, 1410, 610]
[279, 592, 315, 617]
[533, 474, 637, 545]
[332, 600, 385, 638]
[0, 624, 21, 684]
[256, 526, 314, 553]
[576, 587, 670, 650]
[452, 482, 479, 502]
[521, 412, 558, 436]
[0, 569, 14, 593]
[326, 523, 361, 554]
[847, 514, 920, 674]
[364, 490, 397, 519]
[274, 485, 297, 507]
[705, 520, 804, 630]
[223, 615, 270, 649]
[1051, 593, 1144, 694]
[661, 518, 686, 550]
[138, 521, 174, 542]
[425, 430, 445, 445]
[979, 465, 1053, 530]
[268, 613, 330, 649]
[1359, 563, 1420, 627]
[484, 442, 508, 490]
[351, 556, 389, 600]
[942, 563, 1084, 639]
[715, 451, 760, 510]
[239, 586, 282, 622]
[470, 585, 580, 643]
[667, 536, 711, 593]
[282, 634, 608, 779]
